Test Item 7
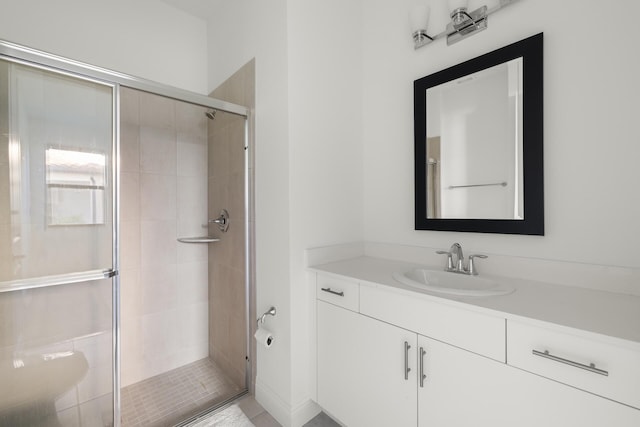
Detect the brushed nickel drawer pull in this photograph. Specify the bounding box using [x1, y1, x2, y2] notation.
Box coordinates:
[532, 349, 609, 376]
[404, 341, 412, 380]
[419, 347, 427, 387]
[321, 287, 344, 297]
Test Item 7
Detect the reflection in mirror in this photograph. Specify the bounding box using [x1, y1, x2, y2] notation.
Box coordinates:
[426, 58, 523, 220]
[414, 33, 543, 235]
[46, 148, 106, 225]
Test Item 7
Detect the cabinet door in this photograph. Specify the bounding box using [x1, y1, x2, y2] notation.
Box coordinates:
[417, 335, 640, 427]
[317, 301, 417, 427]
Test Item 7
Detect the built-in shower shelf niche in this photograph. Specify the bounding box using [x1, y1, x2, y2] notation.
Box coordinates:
[176, 237, 221, 244]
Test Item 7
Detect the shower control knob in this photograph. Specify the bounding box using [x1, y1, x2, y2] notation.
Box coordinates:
[209, 209, 230, 232]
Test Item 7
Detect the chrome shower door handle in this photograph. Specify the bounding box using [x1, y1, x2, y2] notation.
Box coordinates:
[419, 347, 427, 387]
[404, 341, 412, 380]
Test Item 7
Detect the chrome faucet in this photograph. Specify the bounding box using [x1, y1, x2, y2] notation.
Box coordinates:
[436, 242, 487, 275]
[449, 243, 464, 271]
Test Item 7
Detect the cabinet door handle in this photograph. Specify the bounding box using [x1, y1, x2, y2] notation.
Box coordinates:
[532, 349, 609, 376]
[320, 287, 344, 297]
[419, 347, 427, 387]
[404, 341, 411, 380]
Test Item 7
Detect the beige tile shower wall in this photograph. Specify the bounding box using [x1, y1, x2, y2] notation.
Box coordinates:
[208, 60, 255, 390]
[119, 88, 209, 387]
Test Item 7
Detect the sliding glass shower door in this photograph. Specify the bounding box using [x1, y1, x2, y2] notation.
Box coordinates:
[0, 58, 116, 426]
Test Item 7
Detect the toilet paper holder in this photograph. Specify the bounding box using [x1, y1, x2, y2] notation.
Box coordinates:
[257, 306, 276, 326]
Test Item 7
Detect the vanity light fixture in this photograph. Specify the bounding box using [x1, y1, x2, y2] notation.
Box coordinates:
[411, 0, 519, 49]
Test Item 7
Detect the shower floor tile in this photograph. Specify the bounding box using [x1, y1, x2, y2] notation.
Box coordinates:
[121, 357, 243, 427]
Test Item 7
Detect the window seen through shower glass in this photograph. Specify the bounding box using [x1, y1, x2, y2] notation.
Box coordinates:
[0, 58, 114, 282]
[45, 148, 106, 225]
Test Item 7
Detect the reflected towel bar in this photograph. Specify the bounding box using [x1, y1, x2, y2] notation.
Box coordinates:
[449, 181, 507, 189]
[177, 237, 221, 244]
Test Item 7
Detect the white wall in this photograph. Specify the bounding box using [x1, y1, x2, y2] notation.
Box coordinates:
[363, 0, 640, 269]
[286, 0, 364, 415]
[207, 0, 364, 425]
[4, 0, 639, 425]
[238, 1, 639, 424]
[0, 0, 208, 93]
[206, 0, 294, 421]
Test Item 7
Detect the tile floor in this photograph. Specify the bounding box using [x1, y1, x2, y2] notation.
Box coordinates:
[121, 357, 242, 427]
[235, 395, 341, 427]
[119, 355, 338, 427]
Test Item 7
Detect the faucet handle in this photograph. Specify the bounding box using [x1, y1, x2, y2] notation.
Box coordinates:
[468, 254, 488, 275]
[436, 250, 454, 270]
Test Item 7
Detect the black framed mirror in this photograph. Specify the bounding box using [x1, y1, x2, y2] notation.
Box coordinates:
[414, 33, 543, 235]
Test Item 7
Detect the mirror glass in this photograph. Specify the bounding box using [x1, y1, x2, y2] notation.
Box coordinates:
[414, 33, 543, 235]
[426, 59, 522, 220]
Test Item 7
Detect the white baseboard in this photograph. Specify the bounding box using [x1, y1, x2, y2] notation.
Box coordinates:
[255, 379, 321, 427]
[291, 397, 321, 427]
[255, 379, 289, 426]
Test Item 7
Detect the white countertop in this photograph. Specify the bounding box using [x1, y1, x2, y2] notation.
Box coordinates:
[309, 256, 640, 348]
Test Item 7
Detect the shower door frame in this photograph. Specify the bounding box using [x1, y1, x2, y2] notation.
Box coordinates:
[0, 39, 253, 427]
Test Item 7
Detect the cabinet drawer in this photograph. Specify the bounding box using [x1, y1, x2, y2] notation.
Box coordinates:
[360, 285, 505, 362]
[316, 274, 359, 311]
[507, 320, 640, 409]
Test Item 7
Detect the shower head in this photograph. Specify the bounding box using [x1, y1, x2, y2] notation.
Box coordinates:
[205, 110, 217, 120]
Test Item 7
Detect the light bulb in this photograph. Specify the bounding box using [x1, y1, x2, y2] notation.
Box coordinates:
[448, 0, 468, 12]
[409, 5, 431, 34]
[448, 0, 469, 27]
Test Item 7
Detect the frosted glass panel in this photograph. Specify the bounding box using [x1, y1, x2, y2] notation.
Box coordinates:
[0, 278, 113, 426]
[46, 148, 106, 225]
[0, 59, 114, 282]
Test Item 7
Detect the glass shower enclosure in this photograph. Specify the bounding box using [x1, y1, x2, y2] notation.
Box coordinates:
[0, 41, 251, 427]
[0, 57, 117, 426]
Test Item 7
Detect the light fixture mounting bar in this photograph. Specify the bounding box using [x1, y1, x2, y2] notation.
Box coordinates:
[446, 6, 488, 45]
[414, 32, 437, 49]
[413, 0, 519, 50]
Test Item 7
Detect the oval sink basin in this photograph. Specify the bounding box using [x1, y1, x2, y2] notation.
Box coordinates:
[392, 269, 514, 297]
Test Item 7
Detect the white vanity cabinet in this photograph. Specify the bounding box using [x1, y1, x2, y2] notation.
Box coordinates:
[417, 335, 512, 426]
[317, 300, 417, 427]
[417, 335, 640, 426]
[507, 320, 640, 410]
[314, 270, 640, 427]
